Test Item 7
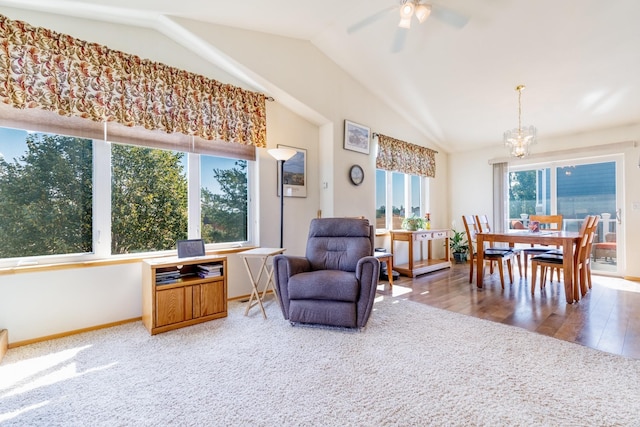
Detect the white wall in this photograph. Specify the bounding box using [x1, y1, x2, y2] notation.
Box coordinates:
[0, 8, 446, 344]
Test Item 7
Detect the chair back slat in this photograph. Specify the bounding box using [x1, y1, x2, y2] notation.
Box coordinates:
[475, 214, 492, 233]
[576, 215, 599, 264]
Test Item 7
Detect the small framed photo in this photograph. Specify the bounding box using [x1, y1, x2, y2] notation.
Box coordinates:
[278, 144, 307, 198]
[528, 221, 540, 233]
[344, 120, 370, 154]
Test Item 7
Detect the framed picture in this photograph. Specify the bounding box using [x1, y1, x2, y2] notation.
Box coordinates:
[277, 144, 307, 198]
[344, 120, 371, 154]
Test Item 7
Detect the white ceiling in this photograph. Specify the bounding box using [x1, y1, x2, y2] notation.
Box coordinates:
[1, 0, 639, 153]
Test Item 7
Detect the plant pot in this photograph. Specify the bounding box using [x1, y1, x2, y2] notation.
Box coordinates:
[453, 252, 467, 263]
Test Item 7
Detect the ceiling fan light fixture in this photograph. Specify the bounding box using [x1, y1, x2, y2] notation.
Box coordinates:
[398, 17, 412, 29]
[415, 4, 431, 23]
[399, 2, 415, 19]
[503, 84, 537, 159]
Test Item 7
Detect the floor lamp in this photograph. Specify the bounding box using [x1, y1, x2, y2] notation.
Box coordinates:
[268, 148, 297, 248]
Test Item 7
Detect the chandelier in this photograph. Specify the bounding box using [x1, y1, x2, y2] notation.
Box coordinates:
[503, 84, 536, 158]
[398, 1, 432, 28]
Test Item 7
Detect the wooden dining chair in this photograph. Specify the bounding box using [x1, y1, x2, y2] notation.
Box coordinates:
[522, 214, 564, 278]
[462, 215, 515, 289]
[475, 214, 522, 277]
[530, 215, 597, 298]
[578, 215, 600, 295]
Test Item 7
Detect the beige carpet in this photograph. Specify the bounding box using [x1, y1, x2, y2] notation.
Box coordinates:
[1, 296, 639, 426]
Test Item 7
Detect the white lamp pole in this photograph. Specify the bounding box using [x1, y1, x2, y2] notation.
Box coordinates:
[268, 148, 297, 248]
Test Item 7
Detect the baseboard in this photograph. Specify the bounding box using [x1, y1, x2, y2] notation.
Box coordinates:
[624, 275, 640, 282]
[0, 329, 8, 363]
[8, 318, 140, 349]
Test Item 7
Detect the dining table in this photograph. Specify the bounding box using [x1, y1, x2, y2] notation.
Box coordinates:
[475, 230, 582, 303]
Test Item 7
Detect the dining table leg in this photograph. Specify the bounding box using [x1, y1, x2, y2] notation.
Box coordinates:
[476, 235, 484, 288]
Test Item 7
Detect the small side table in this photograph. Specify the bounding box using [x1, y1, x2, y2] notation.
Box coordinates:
[375, 252, 394, 287]
[240, 247, 286, 318]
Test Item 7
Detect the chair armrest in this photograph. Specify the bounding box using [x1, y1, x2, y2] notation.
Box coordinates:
[355, 256, 380, 328]
[273, 255, 311, 320]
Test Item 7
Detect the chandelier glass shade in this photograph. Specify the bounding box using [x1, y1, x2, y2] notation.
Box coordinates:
[504, 85, 536, 158]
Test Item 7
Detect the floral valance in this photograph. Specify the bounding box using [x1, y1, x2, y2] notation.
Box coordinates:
[376, 134, 436, 178]
[0, 14, 266, 148]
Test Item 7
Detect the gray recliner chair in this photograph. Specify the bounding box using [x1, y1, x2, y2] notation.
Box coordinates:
[272, 218, 380, 329]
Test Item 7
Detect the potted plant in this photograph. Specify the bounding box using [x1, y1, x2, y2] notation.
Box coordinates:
[402, 215, 426, 231]
[449, 229, 469, 263]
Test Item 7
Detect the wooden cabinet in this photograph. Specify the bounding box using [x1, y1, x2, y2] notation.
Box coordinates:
[142, 255, 227, 335]
[390, 229, 451, 277]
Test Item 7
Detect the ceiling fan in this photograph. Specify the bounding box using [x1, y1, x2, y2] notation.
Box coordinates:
[347, 0, 469, 52]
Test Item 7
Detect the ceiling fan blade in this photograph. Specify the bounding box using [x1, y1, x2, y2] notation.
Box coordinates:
[431, 4, 469, 29]
[391, 28, 408, 53]
[347, 5, 396, 34]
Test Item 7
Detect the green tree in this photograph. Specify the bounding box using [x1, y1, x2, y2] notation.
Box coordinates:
[111, 145, 187, 254]
[0, 134, 92, 258]
[201, 160, 247, 243]
[509, 170, 537, 217]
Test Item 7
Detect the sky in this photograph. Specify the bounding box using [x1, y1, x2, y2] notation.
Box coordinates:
[0, 127, 29, 164]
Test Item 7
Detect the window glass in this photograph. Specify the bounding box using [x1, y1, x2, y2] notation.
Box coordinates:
[557, 163, 615, 228]
[200, 156, 248, 243]
[410, 174, 421, 217]
[375, 169, 387, 230]
[391, 172, 405, 229]
[508, 170, 537, 220]
[111, 144, 187, 254]
[0, 127, 93, 258]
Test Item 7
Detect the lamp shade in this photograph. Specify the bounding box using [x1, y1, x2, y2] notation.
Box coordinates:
[268, 148, 297, 161]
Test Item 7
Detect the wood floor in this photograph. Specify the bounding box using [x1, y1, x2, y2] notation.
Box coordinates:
[377, 262, 640, 359]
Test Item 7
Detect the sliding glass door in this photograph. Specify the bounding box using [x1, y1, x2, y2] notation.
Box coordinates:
[508, 155, 623, 275]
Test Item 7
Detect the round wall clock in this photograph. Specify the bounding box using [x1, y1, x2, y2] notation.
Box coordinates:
[349, 164, 364, 186]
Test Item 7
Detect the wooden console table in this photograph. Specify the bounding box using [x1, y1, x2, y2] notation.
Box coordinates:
[390, 229, 451, 277]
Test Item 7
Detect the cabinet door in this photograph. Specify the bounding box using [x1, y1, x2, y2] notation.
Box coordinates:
[156, 287, 191, 327]
[198, 280, 226, 317]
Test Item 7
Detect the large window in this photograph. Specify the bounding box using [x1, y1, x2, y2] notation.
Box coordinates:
[376, 169, 425, 231]
[0, 125, 251, 265]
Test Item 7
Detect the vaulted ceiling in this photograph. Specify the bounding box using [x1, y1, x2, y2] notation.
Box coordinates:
[1, 0, 639, 154]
